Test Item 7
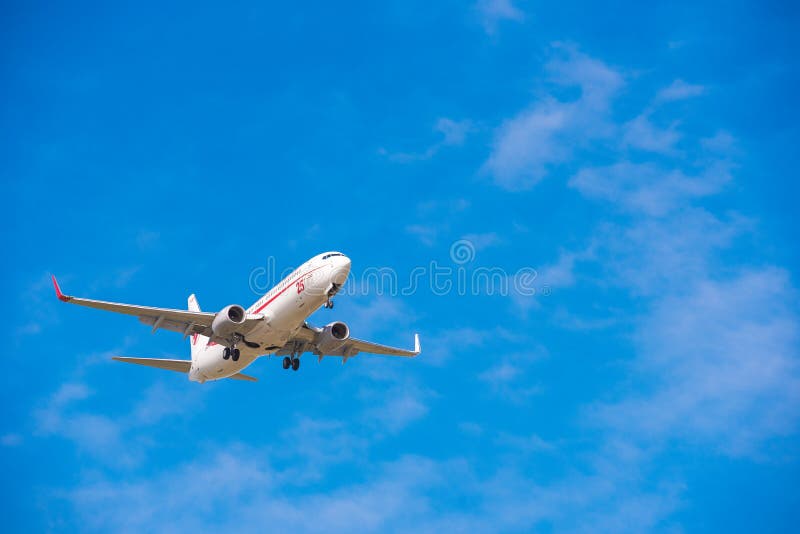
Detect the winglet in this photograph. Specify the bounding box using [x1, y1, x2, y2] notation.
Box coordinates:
[51, 275, 71, 302]
[414, 333, 421, 355]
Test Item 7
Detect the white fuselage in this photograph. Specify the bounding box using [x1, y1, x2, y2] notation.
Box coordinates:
[188, 252, 351, 383]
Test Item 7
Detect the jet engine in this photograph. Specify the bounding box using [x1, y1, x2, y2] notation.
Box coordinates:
[316, 321, 350, 353]
[211, 304, 246, 337]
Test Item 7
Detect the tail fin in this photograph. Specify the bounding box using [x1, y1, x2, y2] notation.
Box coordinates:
[188, 294, 207, 360]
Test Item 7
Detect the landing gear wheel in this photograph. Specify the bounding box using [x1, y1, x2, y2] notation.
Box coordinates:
[223, 347, 230, 360]
[232, 348, 240, 362]
[292, 358, 300, 371]
[325, 300, 334, 309]
[282, 356, 291, 370]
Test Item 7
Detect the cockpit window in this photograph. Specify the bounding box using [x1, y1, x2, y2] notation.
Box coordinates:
[322, 253, 345, 260]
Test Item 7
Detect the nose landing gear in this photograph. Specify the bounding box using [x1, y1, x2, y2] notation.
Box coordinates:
[324, 283, 340, 309]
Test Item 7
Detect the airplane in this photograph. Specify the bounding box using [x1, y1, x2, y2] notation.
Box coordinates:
[52, 252, 420, 383]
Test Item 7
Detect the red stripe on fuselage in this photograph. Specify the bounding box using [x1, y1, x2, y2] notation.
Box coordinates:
[251, 265, 326, 315]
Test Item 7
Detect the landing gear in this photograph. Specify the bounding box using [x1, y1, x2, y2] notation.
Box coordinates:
[324, 283, 341, 309]
[282, 354, 301, 371]
[223, 347, 240, 361]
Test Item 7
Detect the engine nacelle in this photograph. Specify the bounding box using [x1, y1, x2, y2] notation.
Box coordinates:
[211, 304, 246, 338]
[316, 321, 350, 353]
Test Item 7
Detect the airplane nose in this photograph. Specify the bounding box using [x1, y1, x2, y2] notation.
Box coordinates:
[332, 256, 351, 285]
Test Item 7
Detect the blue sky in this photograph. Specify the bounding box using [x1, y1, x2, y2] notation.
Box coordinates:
[2, 0, 799, 531]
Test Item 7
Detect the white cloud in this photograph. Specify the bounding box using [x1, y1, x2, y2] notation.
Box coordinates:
[132, 382, 202, 425]
[478, 349, 547, 402]
[494, 432, 554, 453]
[595, 268, 800, 458]
[537, 250, 582, 288]
[1, 433, 23, 446]
[483, 45, 623, 190]
[595, 209, 745, 296]
[461, 231, 504, 251]
[337, 295, 413, 338]
[83, 266, 142, 292]
[479, 361, 520, 383]
[435, 117, 474, 146]
[422, 326, 519, 365]
[483, 101, 572, 190]
[476, 0, 525, 35]
[569, 161, 731, 217]
[33, 379, 200, 468]
[363, 386, 430, 434]
[34, 383, 132, 466]
[656, 79, 705, 102]
[405, 223, 439, 246]
[701, 130, 737, 154]
[381, 117, 473, 163]
[13, 273, 64, 342]
[276, 417, 368, 481]
[622, 112, 682, 154]
[416, 198, 470, 217]
[60, 439, 680, 534]
[554, 72, 799, 460]
[546, 44, 624, 108]
[507, 249, 589, 317]
[407, 198, 472, 247]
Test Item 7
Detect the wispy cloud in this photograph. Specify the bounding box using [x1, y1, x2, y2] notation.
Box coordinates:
[0, 433, 23, 447]
[60, 437, 680, 533]
[595, 268, 800, 457]
[33, 378, 201, 468]
[34, 382, 133, 466]
[423, 326, 520, 365]
[622, 112, 682, 154]
[435, 117, 473, 145]
[545, 66, 800, 462]
[406, 198, 472, 247]
[569, 161, 731, 216]
[362, 384, 431, 434]
[483, 44, 623, 190]
[475, 0, 525, 35]
[478, 350, 546, 403]
[461, 232, 504, 250]
[405, 223, 439, 247]
[13, 273, 63, 342]
[596, 209, 746, 296]
[656, 79, 705, 103]
[380, 117, 474, 163]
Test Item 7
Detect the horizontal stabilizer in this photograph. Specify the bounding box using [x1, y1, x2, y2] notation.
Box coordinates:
[229, 372, 258, 382]
[112, 357, 258, 382]
[112, 357, 191, 373]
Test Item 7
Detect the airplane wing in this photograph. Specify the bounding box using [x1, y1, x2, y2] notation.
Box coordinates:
[52, 276, 262, 341]
[112, 357, 257, 381]
[278, 324, 421, 362]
